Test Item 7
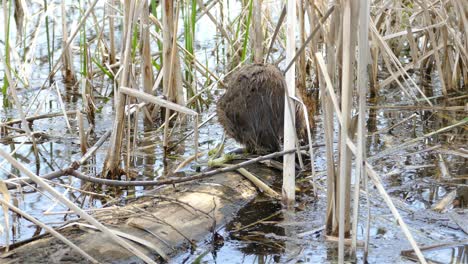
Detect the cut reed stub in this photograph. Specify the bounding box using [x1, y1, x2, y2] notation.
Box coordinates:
[217, 63, 307, 154]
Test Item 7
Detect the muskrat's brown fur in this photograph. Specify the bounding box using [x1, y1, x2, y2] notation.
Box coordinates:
[217, 63, 306, 153]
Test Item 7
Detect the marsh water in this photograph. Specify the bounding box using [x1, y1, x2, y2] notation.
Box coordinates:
[0, 1, 467, 263]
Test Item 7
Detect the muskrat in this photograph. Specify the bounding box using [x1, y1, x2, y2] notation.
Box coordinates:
[217, 63, 306, 153]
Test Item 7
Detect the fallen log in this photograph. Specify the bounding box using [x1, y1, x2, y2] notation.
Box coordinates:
[0, 164, 280, 263]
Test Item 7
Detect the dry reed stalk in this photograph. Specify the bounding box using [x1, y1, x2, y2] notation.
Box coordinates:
[235, 167, 280, 199]
[370, 117, 468, 162]
[195, 0, 218, 20]
[140, 1, 155, 122]
[337, 1, 354, 261]
[120, 88, 197, 117]
[323, 0, 340, 235]
[125, 96, 132, 173]
[0, 182, 11, 252]
[352, 0, 370, 258]
[162, 0, 185, 152]
[0, 149, 157, 264]
[297, 0, 306, 95]
[304, 0, 322, 90]
[13, 0, 25, 46]
[141, 0, 153, 95]
[282, 0, 297, 207]
[0, 111, 84, 127]
[108, 0, 116, 65]
[61, 1, 75, 83]
[252, 0, 263, 63]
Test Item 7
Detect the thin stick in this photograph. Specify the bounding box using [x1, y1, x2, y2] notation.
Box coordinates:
[0, 110, 84, 127]
[79, 130, 111, 165]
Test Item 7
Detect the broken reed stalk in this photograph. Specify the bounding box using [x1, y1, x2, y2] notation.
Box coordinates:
[0, 149, 157, 264]
[282, 0, 296, 207]
[291, 96, 316, 192]
[0, 199, 99, 263]
[61, 1, 75, 82]
[77, 110, 88, 155]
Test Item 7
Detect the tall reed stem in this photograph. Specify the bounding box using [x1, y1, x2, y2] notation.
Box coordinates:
[282, 0, 297, 206]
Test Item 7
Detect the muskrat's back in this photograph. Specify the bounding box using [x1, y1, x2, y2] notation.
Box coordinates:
[217, 63, 303, 153]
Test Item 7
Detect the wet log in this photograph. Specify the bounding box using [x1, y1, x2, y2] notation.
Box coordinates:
[0, 164, 279, 263]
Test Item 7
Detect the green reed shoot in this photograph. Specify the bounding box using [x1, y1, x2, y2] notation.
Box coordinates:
[2, 0, 12, 107]
[183, 0, 197, 107]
